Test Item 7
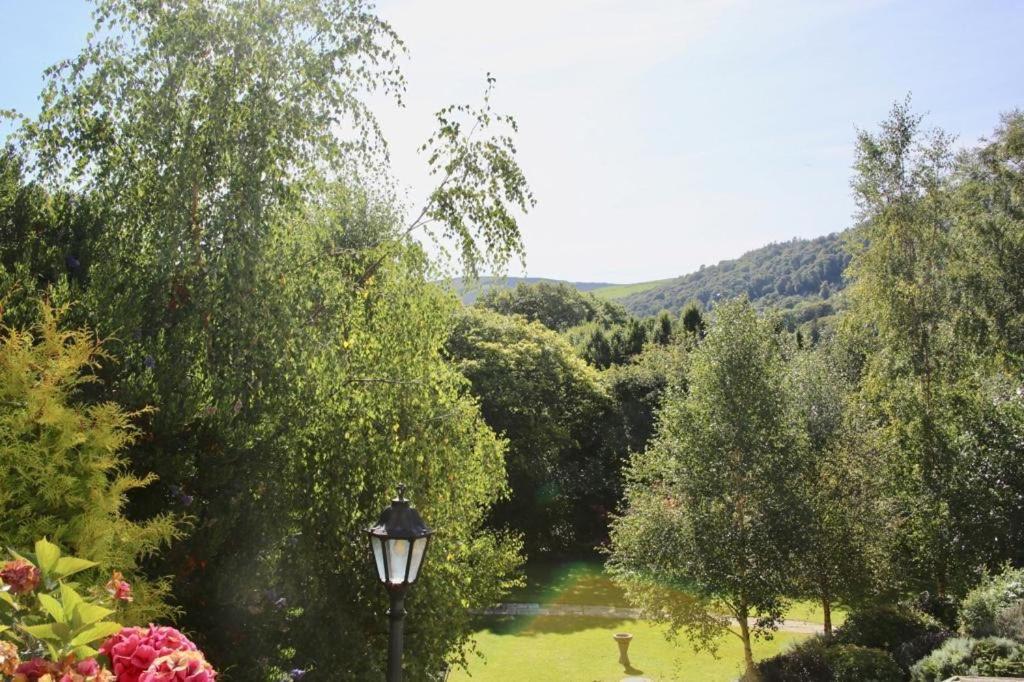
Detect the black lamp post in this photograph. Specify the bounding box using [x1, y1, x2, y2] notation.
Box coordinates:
[367, 484, 433, 682]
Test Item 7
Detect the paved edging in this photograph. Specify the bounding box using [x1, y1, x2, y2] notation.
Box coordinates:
[480, 603, 825, 634]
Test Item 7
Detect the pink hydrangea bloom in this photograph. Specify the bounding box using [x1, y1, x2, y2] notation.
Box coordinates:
[13, 657, 57, 681]
[139, 652, 216, 682]
[100, 626, 198, 682]
[58, 657, 115, 682]
[1, 559, 41, 594]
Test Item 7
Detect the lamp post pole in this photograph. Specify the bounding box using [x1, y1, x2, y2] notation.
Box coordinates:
[387, 586, 408, 682]
[367, 485, 433, 682]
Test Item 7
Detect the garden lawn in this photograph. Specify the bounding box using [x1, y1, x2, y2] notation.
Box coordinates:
[507, 559, 847, 627]
[449, 616, 810, 682]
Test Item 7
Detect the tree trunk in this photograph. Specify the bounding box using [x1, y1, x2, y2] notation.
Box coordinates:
[822, 595, 833, 638]
[738, 607, 756, 678]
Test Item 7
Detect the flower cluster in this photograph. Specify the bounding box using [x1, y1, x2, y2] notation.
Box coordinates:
[106, 572, 134, 603]
[139, 652, 215, 682]
[99, 626, 216, 682]
[9, 657, 114, 682]
[0, 542, 216, 682]
[0, 559, 41, 594]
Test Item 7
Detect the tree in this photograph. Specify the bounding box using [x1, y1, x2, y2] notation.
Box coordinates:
[608, 298, 808, 676]
[13, 0, 533, 677]
[954, 111, 1024, 369]
[476, 280, 626, 332]
[0, 304, 180, 623]
[652, 310, 675, 345]
[680, 300, 706, 339]
[787, 345, 879, 635]
[447, 307, 613, 554]
[844, 100, 1024, 598]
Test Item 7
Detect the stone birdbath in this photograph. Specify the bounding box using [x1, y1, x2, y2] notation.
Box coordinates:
[613, 632, 633, 667]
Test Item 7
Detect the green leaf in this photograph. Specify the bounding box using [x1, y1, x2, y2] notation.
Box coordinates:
[34, 538, 61, 575]
[70, 620, 122, 647]
[73, 644, 99, 660]
[60, 583, 84, 615]
[0, 590, 17, 610]
[53, 556, 98, 579]
[71, 602, 113, 629]
[38, 593, 66, 623]
[22, 622, 62, 642]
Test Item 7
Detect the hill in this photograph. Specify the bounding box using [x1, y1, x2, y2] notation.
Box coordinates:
[450, 276, 616, 304]
[450, 231, 853, 322]
[606, 232, 851, 318]
[588, 278, 674, 301]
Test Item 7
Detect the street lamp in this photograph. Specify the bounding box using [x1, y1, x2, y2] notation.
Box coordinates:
[367, 484, 433, 682]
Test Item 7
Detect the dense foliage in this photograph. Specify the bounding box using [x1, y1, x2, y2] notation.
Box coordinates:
[446, 307, 614, 554]
[475, 280, 627, 332]
[911, 636, 1024, 681]
[959, 565, 1024, 638]
[2, 0, 1022, 677]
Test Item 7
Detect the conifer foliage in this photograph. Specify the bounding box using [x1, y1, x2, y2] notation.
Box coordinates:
[0, 304, 179, 621]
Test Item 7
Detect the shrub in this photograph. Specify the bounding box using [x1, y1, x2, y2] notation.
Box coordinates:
[994, 601, 1024, 642]
[906, 591, 958, 630]
[911, 636, 1024, 681]
[825, 644, 903, 682]
[834, 606, 943, 654]
[894, 629, 953, 671]
[754, 638, 903, 682]
[0, 305, 180, 622]
[959, 565, 1024, 638]
[754, 637, 832, 681]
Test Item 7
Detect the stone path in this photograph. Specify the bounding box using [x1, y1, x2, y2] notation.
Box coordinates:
[481, 603, 825, 634]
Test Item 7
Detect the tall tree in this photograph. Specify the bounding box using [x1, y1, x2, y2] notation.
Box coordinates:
[787, 345, 879, 635]
[954, 111, 1024, 369]
[14, 0, 533, 677]
[447, 307, 613, 554]
[844, 100, 1024, 597]
[609, 298, 808, 676]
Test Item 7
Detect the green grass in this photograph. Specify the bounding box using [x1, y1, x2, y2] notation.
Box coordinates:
[506, 559, 847, 627]
[451, 559, 848, 680]
[449, 616, 809, 682]
[509, 559, 629, 607]
[589, 279, 675, 301]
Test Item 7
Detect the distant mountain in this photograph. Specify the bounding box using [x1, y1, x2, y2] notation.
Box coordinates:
[450, 276, 616, 304]
[604, 232, 852, 319]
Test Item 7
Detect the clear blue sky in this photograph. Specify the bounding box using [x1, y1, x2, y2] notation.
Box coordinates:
[2, 1, 1022, 282]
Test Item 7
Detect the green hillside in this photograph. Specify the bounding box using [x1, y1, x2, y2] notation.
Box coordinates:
[453, 231, 852, 322]
[450, 276, 616, 304]
[616, 232, 851, 318]
[588, 278, 673, 301]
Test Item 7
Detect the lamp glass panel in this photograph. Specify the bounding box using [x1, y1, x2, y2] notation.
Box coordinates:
[387, 538, 410, 584]
[371, 536, 387, 583]
[407, 537, 428, 583]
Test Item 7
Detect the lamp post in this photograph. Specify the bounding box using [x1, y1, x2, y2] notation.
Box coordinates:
[367, 484, 433, 682]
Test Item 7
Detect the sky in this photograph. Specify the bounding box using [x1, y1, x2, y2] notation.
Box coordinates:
[1, 1, 1022, 283]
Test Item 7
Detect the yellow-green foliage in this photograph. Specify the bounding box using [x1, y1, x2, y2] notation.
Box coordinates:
[0, 304, 180, 622]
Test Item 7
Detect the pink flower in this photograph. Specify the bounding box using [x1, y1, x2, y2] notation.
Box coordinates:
[105, 571, 133, 602]
[100, 626, 198, 682]
[139, 652, 216, 682]
[13, 657, 57, 681]
[1, 559, 41, 594]
[58, 658, 114, 682]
